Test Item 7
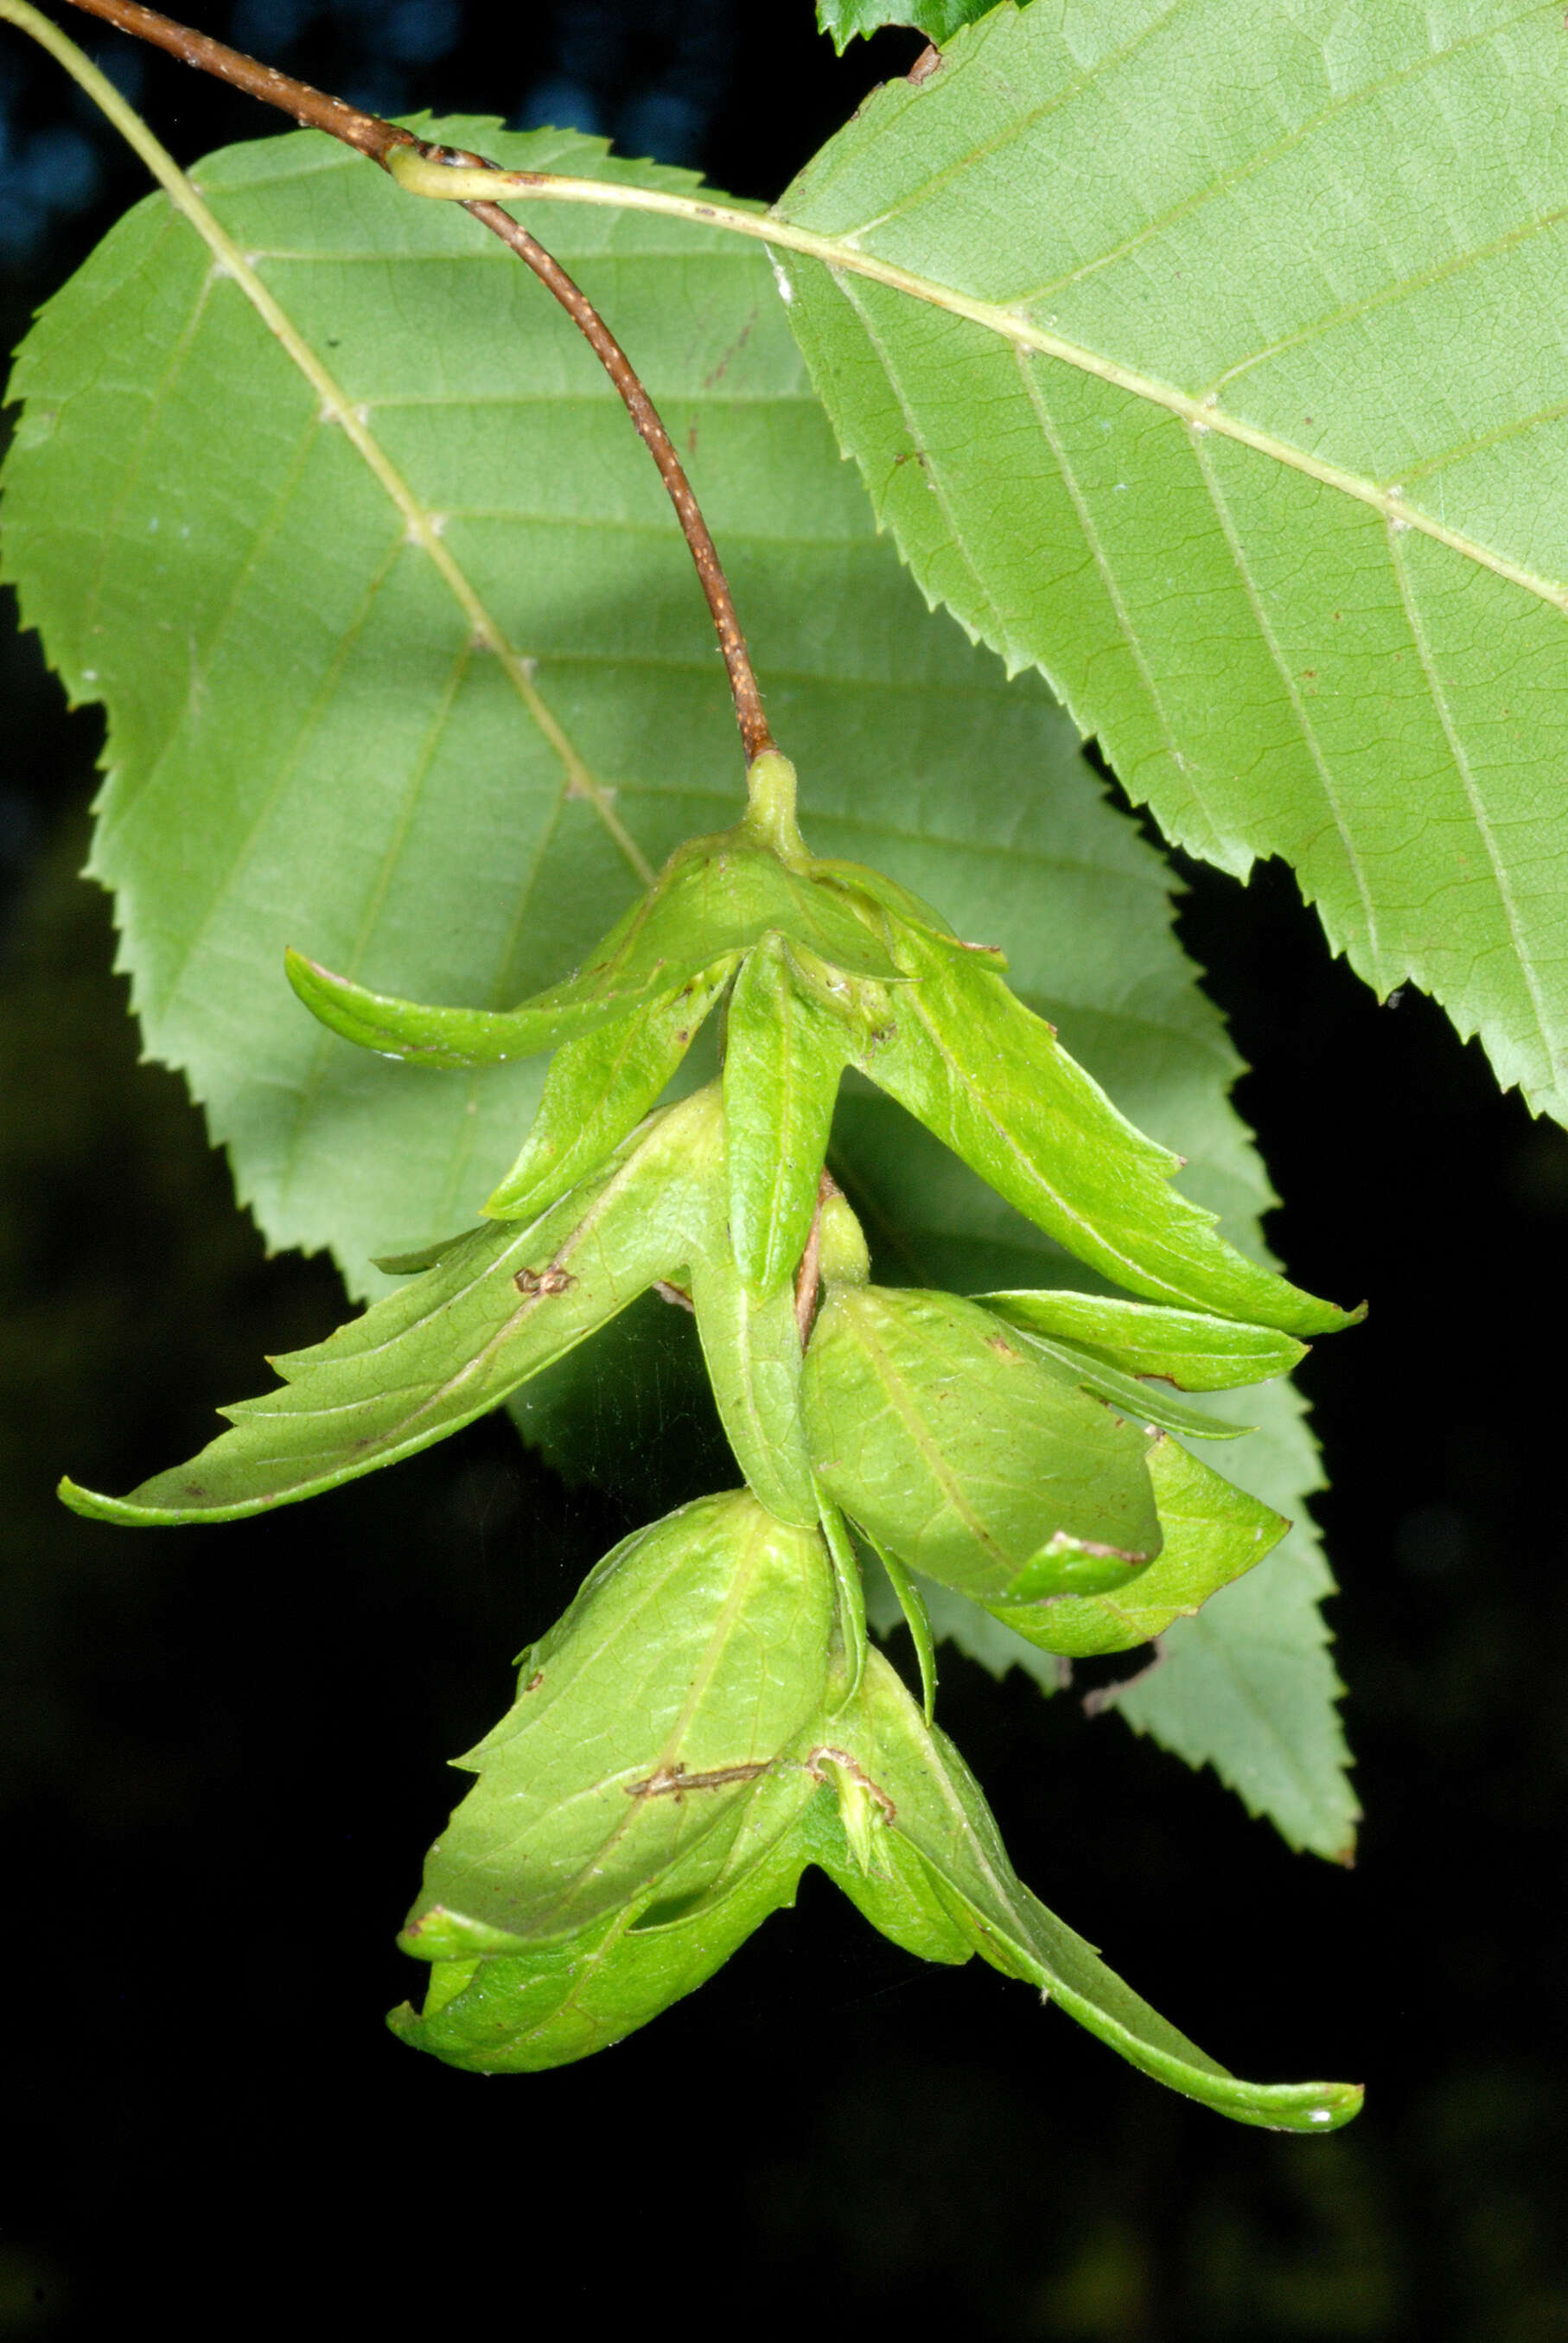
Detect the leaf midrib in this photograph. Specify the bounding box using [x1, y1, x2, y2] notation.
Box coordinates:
[369, 169, 1568, 619]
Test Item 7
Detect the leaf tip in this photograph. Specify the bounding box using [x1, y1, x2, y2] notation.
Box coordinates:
[1298, 2081, 1364, 2133]
[57, 1473, 144, 1525]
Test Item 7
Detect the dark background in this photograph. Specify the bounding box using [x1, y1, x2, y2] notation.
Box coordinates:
[3, 6, 1565, 2337]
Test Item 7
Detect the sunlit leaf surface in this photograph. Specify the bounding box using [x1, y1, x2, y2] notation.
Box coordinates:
[780, 0, 1568, 1120]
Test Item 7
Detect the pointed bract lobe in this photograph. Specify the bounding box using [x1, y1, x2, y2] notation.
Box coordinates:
[286, 827, 906, 1071]
[815, 1486, 870, 1701]
[59, 1089, 723, 1525]
[484, 961, 734, 1223]
[985, 1430, 1290, 1659]
[282, 941, 666, 1070]
[856, 923, 1355, 1336]
[978, 1290, 1308, 1390]
[402, 1491, 835, 1951]
[994, 1320, 1252, 1441]
[819, 1653, 1361, 2134]
[723, 935, 861, 1300]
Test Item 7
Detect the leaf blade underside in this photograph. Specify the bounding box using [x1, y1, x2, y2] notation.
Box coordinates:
[777, 0, 1568, 1121]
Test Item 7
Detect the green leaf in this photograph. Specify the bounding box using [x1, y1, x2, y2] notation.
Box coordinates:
[820, 1652, 1361, 2132]
[1106, 1384, 1359, 1864]
[985, 1428, 1289, 1659]
[723, 935, 857, 1299]
[819, 792, 1356, 1854]
[816, 0, 994, 52]
[391, 1808, 814, 2072]
[1, 111, 1350, 1842]
[484, 963, 732, 1223]
[777, 0, 1568, 1120]
[978, 1291, 1306, 1392]
[0, 123, 917, 1300]
[59, 1089, 717, 1524]
[860, 923, 1356, 1337]
[802, 1285, 1163, 1599]
[991, 1322, 1251, 1442]
[403, 1490, 834, 1951]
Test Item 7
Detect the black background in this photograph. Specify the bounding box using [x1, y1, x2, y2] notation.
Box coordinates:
[3, 7, 1566, 2337]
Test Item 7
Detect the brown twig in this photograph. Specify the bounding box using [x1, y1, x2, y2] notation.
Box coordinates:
[56, 0, 404, 155]
[453, 167, 774, 761]
[56, 0, 775, 763]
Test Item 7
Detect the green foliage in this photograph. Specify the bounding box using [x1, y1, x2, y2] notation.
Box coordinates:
[1, 120, 868, 1295]
[816, 0, 996, 52]
[986, 1432, 1290, 1663]
[995, 1323, 1254, 1444]
[405, 1490, 836, 1950]
[979, 1291, 1307, 1394]
[391, 1813, 814, 2072]
[856, 919, 1355, 1335]
[823, 1652, 1361, 2135]
[57, 1088, 717, 1524]
[803, 1282, 1165, 1599]
[0, 0, 1399, 2110]
[779, 0, 1568, 1120]
[0, 103, 1356, 1849]
[398, 1554, 1362, 2129]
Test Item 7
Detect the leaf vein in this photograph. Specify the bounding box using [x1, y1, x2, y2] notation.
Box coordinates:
[1186, 429, 1383, 961]
[1384, 520, 1563, 1091]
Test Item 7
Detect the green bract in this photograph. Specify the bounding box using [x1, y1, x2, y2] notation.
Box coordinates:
[402, 1491, 836, 1951]
[58, 1088, 723, 1525]
[852, 919, 1358, 1338]
[391, 1815, 814, 2073]
[3, 30, 1367, 2119]
[803, 1282, 1164, 1603]
[978, 1291, 1309, 1393]
[397, 1640, 1361, 2134]
[988, 1432, 1290, 1661]
[290, 747, 1355, 1337]
[53, 714, 1361, 2117]
[485, 967, 733, 1225]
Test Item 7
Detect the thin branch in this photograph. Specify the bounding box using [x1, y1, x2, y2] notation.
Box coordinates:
[54, 0, 405, 156]
[53, 0, 775, 762]
[453, 165, 774, 761]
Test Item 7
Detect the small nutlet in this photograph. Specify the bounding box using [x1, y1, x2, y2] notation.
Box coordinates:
[815, 1191, 870, 1289]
